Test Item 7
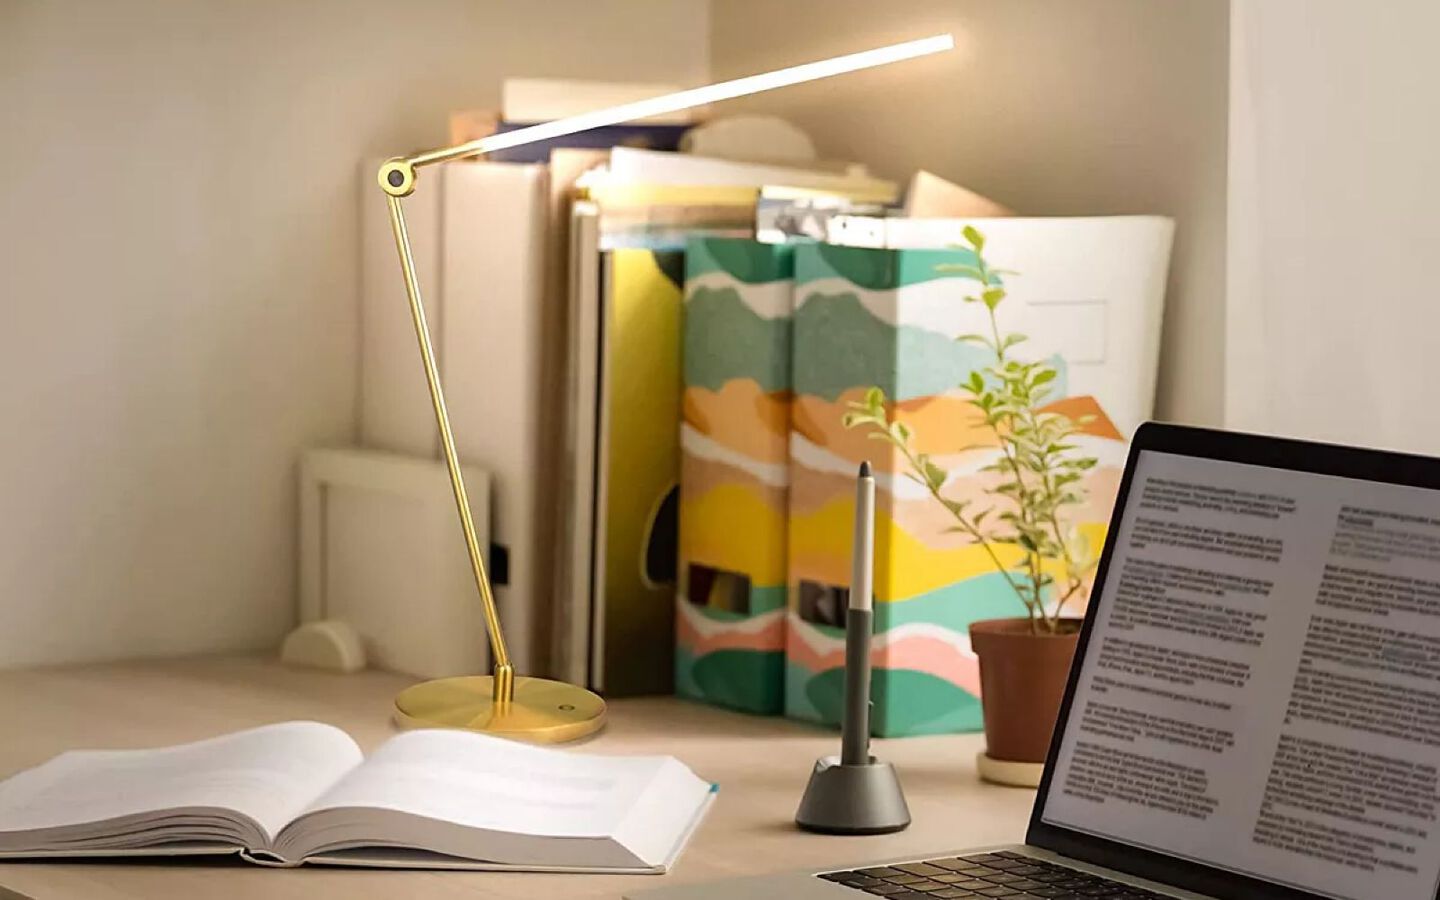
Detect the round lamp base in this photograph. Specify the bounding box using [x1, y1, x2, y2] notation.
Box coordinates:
[394, 675, 606, 744]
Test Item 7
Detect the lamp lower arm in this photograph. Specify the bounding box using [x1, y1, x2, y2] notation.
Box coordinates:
[382, 187, 513, 691]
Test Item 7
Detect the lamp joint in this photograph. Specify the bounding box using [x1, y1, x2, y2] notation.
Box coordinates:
[377, 158, 417, 197]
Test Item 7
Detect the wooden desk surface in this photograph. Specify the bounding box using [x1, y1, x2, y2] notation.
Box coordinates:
[0, 657, 1035, 899]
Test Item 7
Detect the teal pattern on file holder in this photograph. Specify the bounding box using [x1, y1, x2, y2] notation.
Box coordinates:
[676, 237, 795, 715]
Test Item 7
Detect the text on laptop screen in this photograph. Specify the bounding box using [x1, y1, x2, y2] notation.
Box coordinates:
[1042, 449, 1440, 900]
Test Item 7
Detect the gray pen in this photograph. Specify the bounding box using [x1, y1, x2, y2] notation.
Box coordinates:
[841, 460, 875, 766]
[795, 458, 908, 834]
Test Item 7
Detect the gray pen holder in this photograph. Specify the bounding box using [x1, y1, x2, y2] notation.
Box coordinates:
[795, 756, 911, 835]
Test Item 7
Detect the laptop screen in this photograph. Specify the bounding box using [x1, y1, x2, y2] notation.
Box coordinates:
[1040, 448, 1440, 900]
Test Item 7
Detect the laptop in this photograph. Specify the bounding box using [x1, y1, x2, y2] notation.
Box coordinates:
[637, 423, 1440, 900]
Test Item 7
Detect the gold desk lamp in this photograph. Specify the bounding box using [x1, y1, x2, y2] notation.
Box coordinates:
[382, 33, 954, 742]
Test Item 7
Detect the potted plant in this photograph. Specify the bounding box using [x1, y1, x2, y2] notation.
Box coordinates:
[843, 226, 1100, 786]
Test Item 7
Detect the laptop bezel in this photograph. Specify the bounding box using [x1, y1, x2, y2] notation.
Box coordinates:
[1025, 421, 1440, 900]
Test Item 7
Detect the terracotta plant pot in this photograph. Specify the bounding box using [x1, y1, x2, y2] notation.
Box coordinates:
[969, 618, 1082, 766]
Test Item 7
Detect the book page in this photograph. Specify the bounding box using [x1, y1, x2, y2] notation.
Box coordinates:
[1042, 450, 1440, 900]
[0, 722, 361, 848]
[294, 728, 690, 840]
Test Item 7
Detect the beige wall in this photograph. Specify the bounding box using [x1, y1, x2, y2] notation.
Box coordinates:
[1226, 0, 1440, 452]
[709, 0, 1230, 426]
[0, 0, 709, 667]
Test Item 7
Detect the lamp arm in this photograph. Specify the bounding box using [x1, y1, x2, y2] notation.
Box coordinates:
[381, 187, 515, 705]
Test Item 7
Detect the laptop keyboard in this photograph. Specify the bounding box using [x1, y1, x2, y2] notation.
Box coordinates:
[817, 850, 1170, 898]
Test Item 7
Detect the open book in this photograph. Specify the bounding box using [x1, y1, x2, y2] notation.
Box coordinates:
[0, 722, 715, 873]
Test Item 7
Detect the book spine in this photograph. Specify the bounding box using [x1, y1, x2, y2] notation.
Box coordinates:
[439, 162, 551, 676]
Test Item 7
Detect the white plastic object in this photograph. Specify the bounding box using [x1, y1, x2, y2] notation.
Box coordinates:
[280, 620, 367, 673]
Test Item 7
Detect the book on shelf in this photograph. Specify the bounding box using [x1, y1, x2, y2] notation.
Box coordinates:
[0, 722, 714, 873]
[483, 122, 692, 164]
[582, 181, 758, 249]
[901, 169, 1012, 218]
[556, 212, 688, 696]
[577, 147, 900, 250]
[603, 147, 897, 201]
[556, 199, 604, 689]
[588, 246, 688, 696]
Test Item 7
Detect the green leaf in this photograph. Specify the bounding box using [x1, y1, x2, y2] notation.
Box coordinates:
[962, 225, 986, 252]
[968, 370, 985, 393]
[940, 497, 970, 516]
[956, 333, 989, 345]
[935, 264, 985, 281]
[981, 287, 1005, 310]
[1032, 369, 1057, 386]
[893, 421, 912, 442]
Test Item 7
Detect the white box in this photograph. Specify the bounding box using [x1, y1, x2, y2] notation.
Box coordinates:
[298, 448, 492, 680]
